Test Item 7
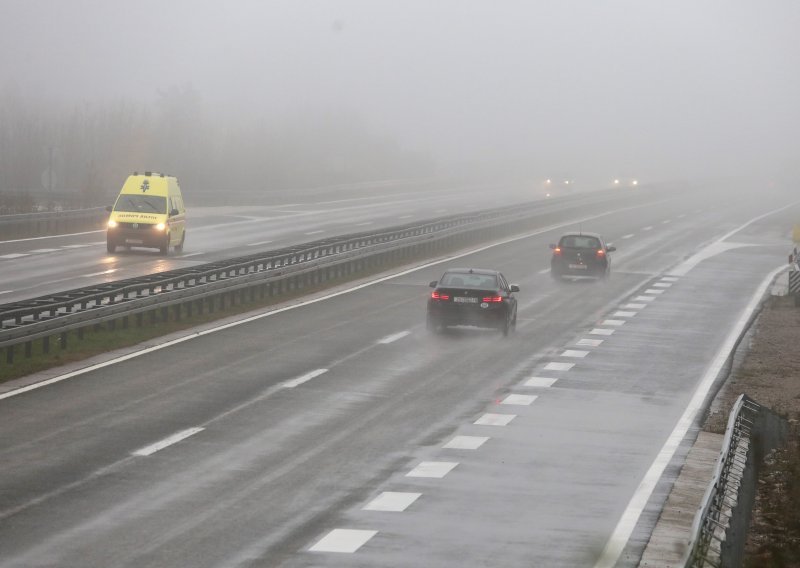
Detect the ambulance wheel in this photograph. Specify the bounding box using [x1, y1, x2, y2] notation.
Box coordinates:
[174, 232, 185, 253]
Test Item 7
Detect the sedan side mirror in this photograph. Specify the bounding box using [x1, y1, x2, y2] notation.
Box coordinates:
[549, 243, 556, 249]
[509, 284, 520, 293]
[606, 245, 616, 253]
[429, 280, 438, 288]
[105, 205, 113, 212]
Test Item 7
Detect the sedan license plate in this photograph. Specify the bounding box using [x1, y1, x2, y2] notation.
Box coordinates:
[125, 239, 143, 245]
[568, 264, 587, 269]
[453, 296, 478, 303]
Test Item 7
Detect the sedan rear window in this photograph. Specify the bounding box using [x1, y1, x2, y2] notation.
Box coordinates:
[440, 273, 498, 288]
[559, 236, 601, 249]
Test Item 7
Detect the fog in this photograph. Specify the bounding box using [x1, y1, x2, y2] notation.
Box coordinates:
[1, 1, 798, 199]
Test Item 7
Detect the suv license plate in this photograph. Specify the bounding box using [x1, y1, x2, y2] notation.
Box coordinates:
[125, 239, 143, 245]
[568, 264, 587, 269]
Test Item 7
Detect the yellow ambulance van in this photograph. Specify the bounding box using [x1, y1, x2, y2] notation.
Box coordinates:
[106, 172, 186, 255]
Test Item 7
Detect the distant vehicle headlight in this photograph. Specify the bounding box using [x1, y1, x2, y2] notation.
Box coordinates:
[107, 220, 118, 229]
[155, 222, 166, 231]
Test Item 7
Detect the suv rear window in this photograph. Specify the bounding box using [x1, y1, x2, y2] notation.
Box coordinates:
[559, 236, 601, 249]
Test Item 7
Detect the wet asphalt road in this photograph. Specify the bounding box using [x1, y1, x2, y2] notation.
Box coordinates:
[0, 185, 797, 567]
[0, 182, 537, 305]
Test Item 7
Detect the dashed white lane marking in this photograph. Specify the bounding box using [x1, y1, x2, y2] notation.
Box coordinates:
[355, 221, 374, 226]
[524, 377, 558, 387]
[634, 295, 656, 302]
[474, 413, 516, 426]
[247, 240, 273, 247]
[29, 248, 60, 253]
[594, 264, 788, 568]
[444, 435, 489, 450]
[601, 319, 625, 326]
[310, 529, 377, 553]
[642, 226, 653, 231]
[576, 338, 603, 347]
[89, 241, 106, 245]
[613, 311, 637, 318]
[398, 215, 414, 219]
[561, 350, 589, 358]
[376, 331, 411, 344]
[678, 214, 686, 218]
[662, 219, 671, 224]
[590, 328, 615, 336]
[83, 269, 117, 277]
[661, 276, 679, 282]
[406, 461, 458, 478]
[282, 368, 328, 388]
[621, 234, 634, 239]
[0, 290, 13, 295]
[60, 244, 92, 249]
[131, 427, 204, 457]
[538, 268, 551, 275]
[180, 252, 204, 258]
[363, 492, 421, 512]
[644, 288, 665, 295]
[501, 394, 538, 406]
[544, 362, 575, 371]
[305, 230, 325, 235]
[0, 253, 29, 259]
[623, 303, 647, 309]
[653, 282, 672, 288]
[435, 208, 448, 213]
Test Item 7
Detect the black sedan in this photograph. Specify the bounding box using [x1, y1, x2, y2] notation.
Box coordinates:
[427, 268, 519, 336]
[550, 232, 616, 280]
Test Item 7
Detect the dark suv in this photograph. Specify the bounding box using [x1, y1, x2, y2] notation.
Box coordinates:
[550, 232, 615, 280]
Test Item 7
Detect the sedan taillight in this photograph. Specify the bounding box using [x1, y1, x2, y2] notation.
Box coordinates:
[482, 296, 503, 303]
[431, 290, 450, 300]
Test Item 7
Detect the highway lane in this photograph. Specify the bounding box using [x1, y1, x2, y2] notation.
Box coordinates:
[0, 182, 573, 305]
[0, 186, 796, 567]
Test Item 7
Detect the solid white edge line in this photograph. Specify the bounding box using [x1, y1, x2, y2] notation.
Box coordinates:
[0, 229, 104, 244]
[593, 264, 787, 568]
[0, 199, 671, 401]
[131, 427, 204, 457]
[282, 368, 328, 388]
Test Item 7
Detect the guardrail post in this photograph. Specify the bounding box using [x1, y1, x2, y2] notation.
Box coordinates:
[60, 332, 67, 349]
[43, 336, 50, 354]
[25, 341, 32, 358]
[6, 345, 14, 364]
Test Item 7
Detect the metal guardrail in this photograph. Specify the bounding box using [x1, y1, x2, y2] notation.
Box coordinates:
[0, 207, 107, 239]
[0, 190, 640, 362]
[684, 394, 758, 567]
[684, 394, 786, 567]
